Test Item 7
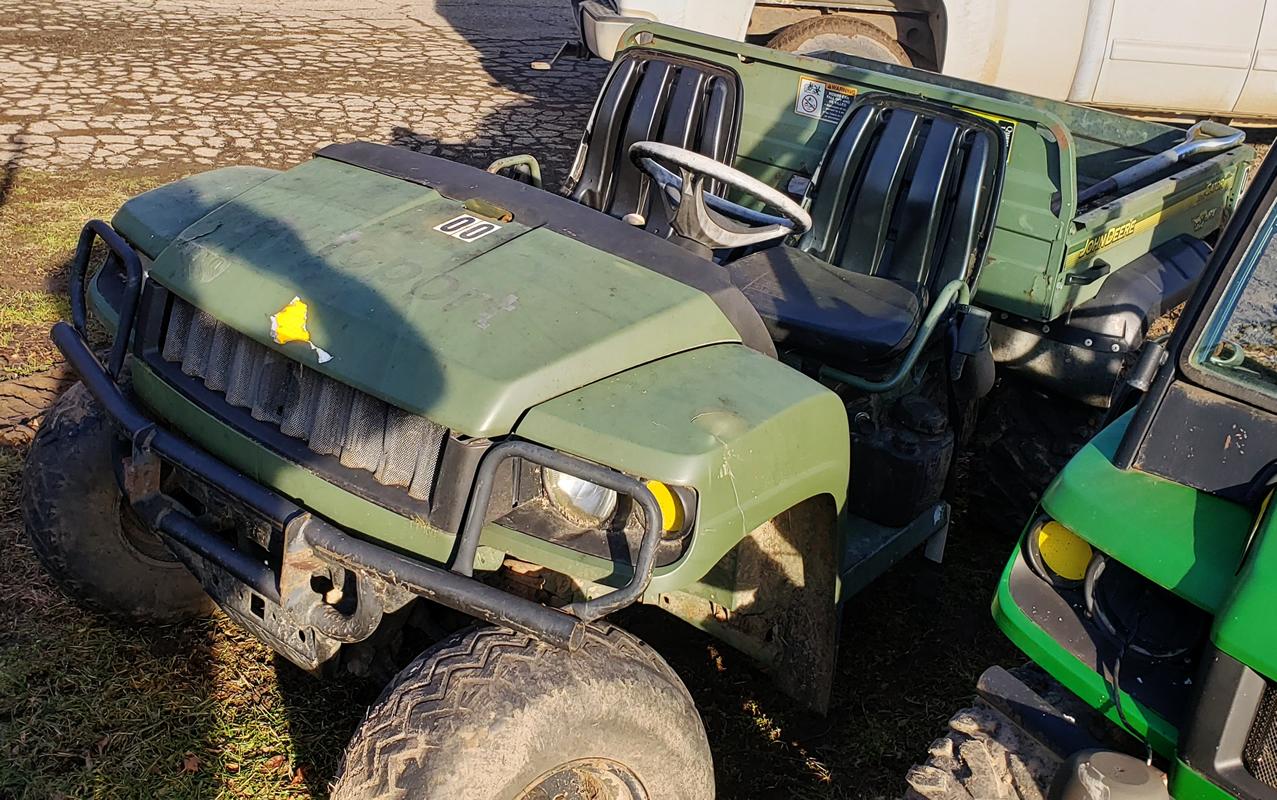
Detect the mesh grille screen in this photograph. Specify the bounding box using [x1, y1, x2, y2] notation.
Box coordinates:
[1245, 682, 1277, 788]
[161, 295, 446, 502]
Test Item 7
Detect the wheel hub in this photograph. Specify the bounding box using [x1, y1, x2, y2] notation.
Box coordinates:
[517, 758, 647, 800]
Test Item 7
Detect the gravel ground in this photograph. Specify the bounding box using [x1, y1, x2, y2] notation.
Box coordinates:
[0, 0, 605, 175]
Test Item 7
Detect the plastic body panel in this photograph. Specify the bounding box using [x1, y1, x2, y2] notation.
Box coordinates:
[617, 24, 1253, 321]
[113, 166, 277, 258]
[129, 342, 848, 604]
[1215, 499, 1277, 689]
[133, 156, 741, 438]
[992, 545, 1181, 756]
[516, 342, 848, 604]
[1169, 763, 1238, 800]
[1039, 414, 1250, 614]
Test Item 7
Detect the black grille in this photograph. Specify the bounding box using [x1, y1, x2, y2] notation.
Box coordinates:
[1245, 682, 1277, 787]
[161, 295, 446, 502]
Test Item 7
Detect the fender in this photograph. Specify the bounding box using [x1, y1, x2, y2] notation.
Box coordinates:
[516, 342, 849, 600]
[517, 342, 848, 711]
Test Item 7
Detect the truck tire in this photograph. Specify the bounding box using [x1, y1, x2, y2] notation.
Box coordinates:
[768, 15, 913, 67]
[333, 625, 713, 800]
[21, 381, 214, 623]
[905, 703, 1058, 800]
[964, 378, 1104, 534]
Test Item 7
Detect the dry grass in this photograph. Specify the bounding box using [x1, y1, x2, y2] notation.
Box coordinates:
[0, 170, 171, 380]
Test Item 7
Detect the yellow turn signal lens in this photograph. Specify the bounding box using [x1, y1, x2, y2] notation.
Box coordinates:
[1036, 521, 1093, 582]
[645, 480, 685, 533]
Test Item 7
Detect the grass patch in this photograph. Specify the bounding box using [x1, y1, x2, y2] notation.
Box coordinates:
[0, 168, 177, 379]
[0, 438, 372, 799]
[0, 165, 374, 799]
[0, 290, 70, 378]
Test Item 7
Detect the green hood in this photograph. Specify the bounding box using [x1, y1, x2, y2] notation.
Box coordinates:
[139, 156, 741, 437]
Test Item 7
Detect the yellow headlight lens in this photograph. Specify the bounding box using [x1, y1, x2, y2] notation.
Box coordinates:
[645, 480, 685, 533]
[1036, 521, 1093, 581]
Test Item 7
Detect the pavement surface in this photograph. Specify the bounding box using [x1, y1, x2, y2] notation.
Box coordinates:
[0, 0, 606, 176]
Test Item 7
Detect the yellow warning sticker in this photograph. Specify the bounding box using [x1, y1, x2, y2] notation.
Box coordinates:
[270, 296, 332, 363]
[270, 296, 311, 345]
[963, 107, 1017, 163]
[795, 76, 859, 125]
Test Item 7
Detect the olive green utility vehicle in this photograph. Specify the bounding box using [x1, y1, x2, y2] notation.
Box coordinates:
[24, 23, 1253, 799]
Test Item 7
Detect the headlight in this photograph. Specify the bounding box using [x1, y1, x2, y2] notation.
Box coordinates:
[1026, 517, 1093, 587]
[543, 468, 618, 527]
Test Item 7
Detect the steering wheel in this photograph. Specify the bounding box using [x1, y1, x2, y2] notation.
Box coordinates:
[629, 141, 812, 249]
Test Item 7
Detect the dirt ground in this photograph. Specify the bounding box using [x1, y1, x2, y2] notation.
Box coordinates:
[0, 2, 1273, 798]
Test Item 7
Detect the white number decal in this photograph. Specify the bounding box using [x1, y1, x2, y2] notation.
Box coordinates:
[434, 214, 503, 241]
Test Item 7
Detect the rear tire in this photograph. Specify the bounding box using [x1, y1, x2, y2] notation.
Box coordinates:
[333, 625, 713, 800]
[21, 381, 214, 623]
[768, 15, 913, 67]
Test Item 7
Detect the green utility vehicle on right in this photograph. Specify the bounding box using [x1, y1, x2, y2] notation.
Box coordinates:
[909, 149, 1277, 800]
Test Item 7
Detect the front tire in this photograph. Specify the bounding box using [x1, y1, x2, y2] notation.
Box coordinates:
[21, 381, 214, 623]
[334, 625, 714, 800]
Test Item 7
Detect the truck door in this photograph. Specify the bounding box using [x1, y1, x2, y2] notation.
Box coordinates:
[1087, 0, 1263, 115]
[1235, 2, 1277, 118]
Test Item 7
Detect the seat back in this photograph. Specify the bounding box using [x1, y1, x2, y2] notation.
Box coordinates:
[800, 95, 1006, 296]
[568, 53, 741, 229]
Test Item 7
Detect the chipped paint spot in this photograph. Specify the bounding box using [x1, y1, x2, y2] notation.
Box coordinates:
[475, 293, 519, 329]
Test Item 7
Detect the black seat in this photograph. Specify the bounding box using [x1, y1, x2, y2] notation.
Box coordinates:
[568, 53, 741, 234]
[729, 94, 1006, 368]
[730, 246, 921, 364]
[799, 94, 1004, 292]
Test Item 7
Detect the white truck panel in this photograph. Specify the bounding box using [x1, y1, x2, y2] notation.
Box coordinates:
[615, 0, 753, 40]
[1234, 0, 1277, 116]
[576, 0, 1277, 119]
[940, 0, 1088, 102]
[1089, 0, 1262, 113]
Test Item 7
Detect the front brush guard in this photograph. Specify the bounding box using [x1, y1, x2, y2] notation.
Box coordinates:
[50, 220, 671, 661]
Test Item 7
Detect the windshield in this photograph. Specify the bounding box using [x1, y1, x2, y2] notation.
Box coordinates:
[1191, 197, 1277, 400]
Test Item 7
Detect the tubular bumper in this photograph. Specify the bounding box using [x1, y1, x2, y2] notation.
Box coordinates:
[56, 218, 680, 661]
[53, 319, 588, 651]
[57, 315, 587, 649]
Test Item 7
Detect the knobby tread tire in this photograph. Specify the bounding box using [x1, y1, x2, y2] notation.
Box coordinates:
[334, 624, 712, 800]
[21, 380, 213, 623]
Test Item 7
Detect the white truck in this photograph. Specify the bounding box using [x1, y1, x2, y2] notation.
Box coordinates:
[571, 0, 1277, 122]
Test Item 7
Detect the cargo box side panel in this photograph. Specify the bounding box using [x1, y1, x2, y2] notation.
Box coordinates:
[1055, 149, 1252, 318]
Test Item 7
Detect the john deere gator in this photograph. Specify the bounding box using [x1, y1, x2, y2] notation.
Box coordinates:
[24, 23, 1252, 798]
[908, 143, 1277, 800]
